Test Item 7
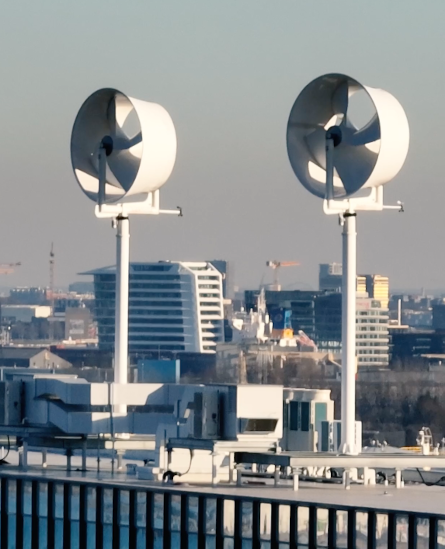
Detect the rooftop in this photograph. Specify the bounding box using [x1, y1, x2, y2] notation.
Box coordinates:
[0, 447, 443, 516]
[0, 457, 444, 515]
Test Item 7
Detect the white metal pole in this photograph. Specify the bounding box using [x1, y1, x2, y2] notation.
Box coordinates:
[325, 137, 335, 201]
[114, 215, 130, 414]
[341, 211, 357, 454]
[98, 145, 106, 209]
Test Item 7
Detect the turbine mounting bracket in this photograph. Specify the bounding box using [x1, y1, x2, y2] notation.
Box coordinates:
[94, 189, 182, 219]
[323, 186, 404, 215]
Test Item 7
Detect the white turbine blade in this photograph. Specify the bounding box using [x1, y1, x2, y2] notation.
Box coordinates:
[288, 122, 321, 130]
[107, 149, 140, 193]
[304, 127, 327, 169]
[112, 132, 142, 151]
[324, 115, 339, 130]
[126, 141, 143, 159]
[105, 162, 125, 189]
[342, 114, 380, 147]
[108, 94, 142, 150]
[308, 161, 343, 188]
[108, 94, 133, 134]
[331, 81, 349, 116]
[75, 169, 97, 193]
[334, 145, 378, 195]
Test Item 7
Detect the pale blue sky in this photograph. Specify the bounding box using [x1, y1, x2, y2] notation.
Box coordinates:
[0, 1, 443, 291]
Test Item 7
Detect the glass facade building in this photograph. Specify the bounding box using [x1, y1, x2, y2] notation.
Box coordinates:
[86, 262, 224, 354]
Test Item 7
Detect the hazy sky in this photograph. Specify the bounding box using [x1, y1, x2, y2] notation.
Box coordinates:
[0, 1, 443, 292]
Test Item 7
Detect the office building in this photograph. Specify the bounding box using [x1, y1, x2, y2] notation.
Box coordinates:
[364, 274, 389, 308]
[207, 259, 233, 299]
[316, 293, 389, 365]
[320, 265, 389, 309]
[357, 274, 390, 309]
[356, 296, 389, 367]
[86, 261, 224, 354]
[432, 301, 445, 331]
[319, 263, 342, 292]
[9, 287, 47, 305]
[314, 293, 342, 351]
[356, 276, 366, 294]
[245, 287, 389, 366]
[65, 307, 93, 341]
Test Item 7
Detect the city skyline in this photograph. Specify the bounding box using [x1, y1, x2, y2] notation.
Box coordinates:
[0, 1, 444, 290]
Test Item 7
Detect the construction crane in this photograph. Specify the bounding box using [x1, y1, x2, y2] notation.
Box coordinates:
[48, 243, 55, 341]
[266, 261, 299, 288]
[0, 262, 21, 275]
[49, 243, 55, 303]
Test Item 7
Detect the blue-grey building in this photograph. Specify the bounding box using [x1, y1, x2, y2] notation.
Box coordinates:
[83, 261, 224, 355]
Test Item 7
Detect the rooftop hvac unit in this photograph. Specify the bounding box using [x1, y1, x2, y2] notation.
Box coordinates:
[193, 391, 220, 440]
[320, 420, 362, 453]
[0, 382, 22, 426]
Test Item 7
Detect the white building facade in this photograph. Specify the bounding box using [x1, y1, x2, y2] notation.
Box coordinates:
[356, 295, 389, 367]
[88, 262, 224, 354]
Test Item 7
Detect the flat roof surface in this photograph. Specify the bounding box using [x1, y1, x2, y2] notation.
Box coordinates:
[0, 451, 444, 516]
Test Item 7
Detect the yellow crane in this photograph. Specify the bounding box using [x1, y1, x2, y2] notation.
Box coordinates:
[266, 261, 299, 288]
[0, 262, 21, 275]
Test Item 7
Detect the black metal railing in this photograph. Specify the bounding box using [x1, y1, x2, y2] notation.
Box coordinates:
[0, 473, 443, 549]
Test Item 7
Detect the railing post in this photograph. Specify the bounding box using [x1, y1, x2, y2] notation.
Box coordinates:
[367, 511, 376, 549]
[234, 499, 242, 549]
[388, 513, 396, 549]
[1, 478, 8, 549]
[16, 479, 23, 549]
[328, 508, 337, 549]
[163, 493, 172, 549]
[31, 481, 39, 549]
[96, 487, 104, 549]
[348, 509, 356, 549]
[408, 514, 417, 549]
[215, 498, 224, 549]
[129, 490, 138, 549]
[252, 500, 260, 549]
[308, 506, 317, 549]
[47, 482, 55, 549]
[180, 495, 188, 549]
[63, 483, 71, 549]
[290, 505, 298, 549]
[430, 516, 438, 549]
[112, 488, 120, 549]
[271, 501, 279, 549]
[145, 492, 154, 549]
[197, 496, 206, 549]
[79, 485, 88, 549]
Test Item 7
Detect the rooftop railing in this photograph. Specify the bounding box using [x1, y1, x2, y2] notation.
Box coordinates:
[0, 472, 443, 549]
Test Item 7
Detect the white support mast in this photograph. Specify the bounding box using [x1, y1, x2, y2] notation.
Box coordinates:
[286, 73, 409, 456]
[114, 215, 130, 392]
[340, 211, 357, 454]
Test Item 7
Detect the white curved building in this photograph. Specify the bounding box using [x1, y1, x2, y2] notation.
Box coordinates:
[84, 262, 224, 354]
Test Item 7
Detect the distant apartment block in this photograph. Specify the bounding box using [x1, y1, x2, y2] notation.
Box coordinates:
[356, 295, 389, 367]
[85, 262, 224, 354]
[245, 288, 389, 366]
[319, 263, 342, 292]
[319, 265, 389, 310]
[9, 287, 47, 306]
[362, 274, 389, 309]
[432, 300, 445, 332]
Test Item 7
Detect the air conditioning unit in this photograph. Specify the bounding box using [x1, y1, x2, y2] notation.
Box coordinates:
[320, 420, 362, 453]
[193, 391, 220, 440]
[0, 382, 22, 426]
